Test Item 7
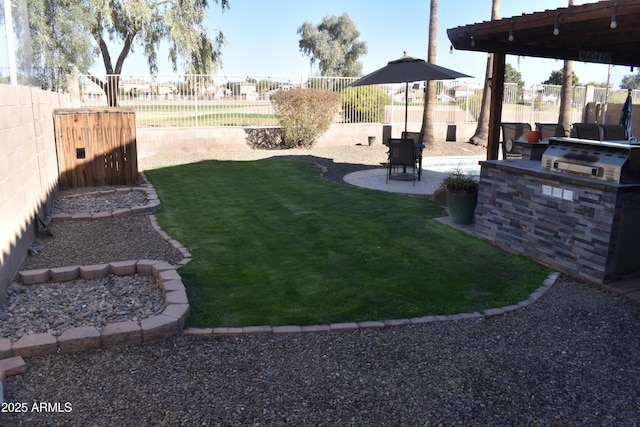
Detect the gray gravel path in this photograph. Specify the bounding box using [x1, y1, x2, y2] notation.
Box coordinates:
[5, 275, 640, 426]
[5, 142, 640, 426]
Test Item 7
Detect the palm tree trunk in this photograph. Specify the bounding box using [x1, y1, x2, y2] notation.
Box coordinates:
[421, 0, 438, 145]
[558, 0, 576, 135]
[469, 0, 500, 146]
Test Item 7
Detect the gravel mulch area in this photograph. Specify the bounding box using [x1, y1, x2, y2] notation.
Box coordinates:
[20, 216, 184, 270]
[4, 276, 640, 426]
[4, 141, 640, 425]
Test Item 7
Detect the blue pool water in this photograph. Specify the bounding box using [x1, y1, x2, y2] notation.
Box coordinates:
[421, 156, 483, 176]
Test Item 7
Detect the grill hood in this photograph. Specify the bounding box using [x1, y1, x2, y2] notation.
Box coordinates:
[541, 137, 640, 184]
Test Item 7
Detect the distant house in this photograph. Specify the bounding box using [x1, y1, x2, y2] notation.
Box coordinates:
[394, 86, 424, 104]
[157, 82, 177, 97]
[436, 93, 455, 103]
[121, 78, 150, 95]
[270, 82, 292, 91]
[451, 85, 475, 101]
[81, 81, 106, 101]
[232, 82, 258, 100]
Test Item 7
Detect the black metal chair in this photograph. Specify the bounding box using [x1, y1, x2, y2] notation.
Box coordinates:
[599, 124, 627, 140]
[535, 123, 565, 140]
[500, 122, 531, 159]
[570, 123, 601, 140]
[387, 138, 417, 185]
[401, 131, 424, 181]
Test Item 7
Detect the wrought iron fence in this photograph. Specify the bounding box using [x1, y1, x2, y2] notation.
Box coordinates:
[3, 70, 629, 129]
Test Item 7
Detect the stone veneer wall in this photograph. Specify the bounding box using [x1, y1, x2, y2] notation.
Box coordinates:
[475, 160, 640, 284]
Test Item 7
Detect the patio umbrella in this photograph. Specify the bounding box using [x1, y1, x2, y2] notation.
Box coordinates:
[348, 52, 471, 134]
[620, 89, 633, 140]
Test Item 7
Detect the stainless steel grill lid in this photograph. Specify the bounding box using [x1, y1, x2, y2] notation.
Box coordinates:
[541, 138, 640, 184]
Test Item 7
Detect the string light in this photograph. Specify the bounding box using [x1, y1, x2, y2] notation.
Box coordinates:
[553, 12, 560, 35]
[508, 19, 515, 42]
[610, 3, 618, 29]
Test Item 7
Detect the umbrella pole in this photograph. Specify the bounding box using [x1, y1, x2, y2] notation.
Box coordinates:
[404, 82, 409, 135]
[403, 82, 409, 174]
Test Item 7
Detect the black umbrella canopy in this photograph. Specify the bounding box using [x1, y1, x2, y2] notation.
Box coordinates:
[348, 53, 471, 134]
[348, 53, 472, 87]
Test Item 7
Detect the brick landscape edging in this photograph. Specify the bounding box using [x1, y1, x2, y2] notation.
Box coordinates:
[183, 272, 561, 337]
[1, 260, 190, 359]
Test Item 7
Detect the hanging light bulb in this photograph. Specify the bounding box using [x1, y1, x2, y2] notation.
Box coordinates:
[508, 20, 515, 42]
[450, 45, 454, 54]
[470, 30, 476, 47]
[553, 12, 560, 35]
[610, 3, 618, 29]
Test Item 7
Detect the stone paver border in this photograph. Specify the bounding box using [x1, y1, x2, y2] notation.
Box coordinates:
[183, 272, 560, 337]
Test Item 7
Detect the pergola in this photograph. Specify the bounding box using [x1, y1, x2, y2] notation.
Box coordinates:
[447, 0, 640, 160]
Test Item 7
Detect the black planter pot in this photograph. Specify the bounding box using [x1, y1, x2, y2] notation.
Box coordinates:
[445, 189, 478, 225]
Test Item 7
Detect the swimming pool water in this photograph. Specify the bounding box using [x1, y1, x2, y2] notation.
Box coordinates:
[421, 156, 483, 176]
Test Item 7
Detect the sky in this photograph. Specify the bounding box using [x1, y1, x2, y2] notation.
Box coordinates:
[1, 0, 634, 87]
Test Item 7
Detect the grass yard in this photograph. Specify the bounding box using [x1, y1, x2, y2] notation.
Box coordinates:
[145, 160, 552, 327]
[139, 113, 278, 127]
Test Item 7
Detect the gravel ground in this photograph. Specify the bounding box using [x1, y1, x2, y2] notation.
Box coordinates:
[5, 141, 640, 426]
[1, 274, 164, 342]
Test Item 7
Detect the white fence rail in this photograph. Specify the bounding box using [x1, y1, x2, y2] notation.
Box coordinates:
[75, 74, 619, 129]
[4, 70, 634, 129]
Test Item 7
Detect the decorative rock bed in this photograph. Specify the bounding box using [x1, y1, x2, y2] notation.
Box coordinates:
[1, 176, 193, 363]
[49, 186, 161, 220]
[0, 260, 189, 359]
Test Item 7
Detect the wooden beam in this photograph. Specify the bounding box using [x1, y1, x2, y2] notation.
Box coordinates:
[487, 53, 505, 161]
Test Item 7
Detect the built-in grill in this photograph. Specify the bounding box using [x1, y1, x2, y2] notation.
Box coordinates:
[541, 137, 640, 184]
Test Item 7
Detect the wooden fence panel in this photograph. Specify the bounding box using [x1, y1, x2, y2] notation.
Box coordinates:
[54, 108, 138, 190]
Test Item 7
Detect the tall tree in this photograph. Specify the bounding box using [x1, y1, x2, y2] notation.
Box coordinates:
[420, 0, 438, 145]
[504, 63, 524, 87]
[3, 0, 93, 91]
[558, 0, 576, 135]
[24, 0, 230, 106]
[469, 0, 499, 147]
[620, 73, 640, 89]
[298, 13, 367, 77]
[543, 69, 579, 86]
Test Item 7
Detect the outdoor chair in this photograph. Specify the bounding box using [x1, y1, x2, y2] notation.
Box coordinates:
[599, 124, 627, 140]
[387, 138, 418, 185]
[570, 123, 601, 140]
[401, 131, 425, 181]
[500, 122, 531, 159]
[535, 123, 565, 140]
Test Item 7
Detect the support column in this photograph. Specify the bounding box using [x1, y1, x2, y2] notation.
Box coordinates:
[487, 53, 506, 160]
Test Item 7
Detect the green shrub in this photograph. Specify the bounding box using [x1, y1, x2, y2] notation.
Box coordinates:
[341, 85, 390, 123]
[271, 88, 340, 148]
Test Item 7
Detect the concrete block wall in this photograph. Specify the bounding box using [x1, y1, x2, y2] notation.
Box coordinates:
[474, 161, 639, 283]
[136, 122, 478, 160]
[136, 123, 385, 157]
[0, 84, 75, 305]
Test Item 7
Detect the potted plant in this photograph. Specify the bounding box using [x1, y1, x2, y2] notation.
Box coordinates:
[441, 167, 479, 225]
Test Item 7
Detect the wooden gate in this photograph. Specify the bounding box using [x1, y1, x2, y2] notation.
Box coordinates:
[54, 108, 138, 190]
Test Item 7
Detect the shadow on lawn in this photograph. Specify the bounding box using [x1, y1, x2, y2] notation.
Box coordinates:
[256, 153, 386, 186]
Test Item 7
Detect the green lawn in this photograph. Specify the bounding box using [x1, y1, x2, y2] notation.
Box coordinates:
[145, 160, 552, 327]
[138, 113, 278, 127]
